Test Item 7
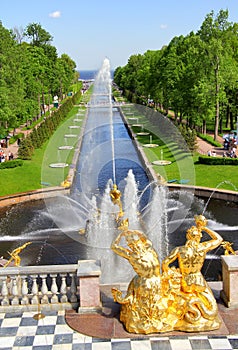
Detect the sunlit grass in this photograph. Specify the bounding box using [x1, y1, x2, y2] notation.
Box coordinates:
[125, 109, 238, 191]
[0, 106, 87, 196]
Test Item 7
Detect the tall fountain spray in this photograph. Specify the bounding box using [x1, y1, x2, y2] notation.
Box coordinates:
[70, 58, 172, 283]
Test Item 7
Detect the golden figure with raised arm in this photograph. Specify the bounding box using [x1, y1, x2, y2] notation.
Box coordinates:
[4, 242, 32, 267]
[111, 229, 175, 334]
[110, 184, 124, 220]
[111, 215, 225, 334]
[162, 215, 223, 331]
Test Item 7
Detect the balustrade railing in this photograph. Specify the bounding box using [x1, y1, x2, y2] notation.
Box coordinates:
[0, 264, 79, 313]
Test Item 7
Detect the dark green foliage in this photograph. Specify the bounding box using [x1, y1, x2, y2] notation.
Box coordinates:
[198, 155, 238, 165]
[114, 10, 238, 141]
[178, 125, 198, 153]
[18, 137, 34, 160]
[0, 21, 79, 138]
[30, 128, 41, 148]
[0, 159, 23, 169]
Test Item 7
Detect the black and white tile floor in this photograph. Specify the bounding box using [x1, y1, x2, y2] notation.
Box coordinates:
[0, 310, 238, 350]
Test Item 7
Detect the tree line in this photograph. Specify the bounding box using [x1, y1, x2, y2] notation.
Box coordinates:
[0, 21, 79, 138]
[114, 10, 238, 140]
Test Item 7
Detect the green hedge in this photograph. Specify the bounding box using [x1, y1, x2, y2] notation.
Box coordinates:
[0, 159, 24, 169]
[18, 90, 82, 160]
[197, 133, 222, 147]
[198, 155, 238, 165]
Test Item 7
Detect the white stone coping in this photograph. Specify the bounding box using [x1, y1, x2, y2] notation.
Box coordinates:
[77, 260, 101, 277]
[221, 255, 238, 271]
[0, 264, 78, 276]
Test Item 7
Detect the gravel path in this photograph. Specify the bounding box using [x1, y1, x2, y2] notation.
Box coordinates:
[197, 136, 225, 157]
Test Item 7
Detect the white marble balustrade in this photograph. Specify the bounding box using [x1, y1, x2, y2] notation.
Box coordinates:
[0, 264, 79, 313]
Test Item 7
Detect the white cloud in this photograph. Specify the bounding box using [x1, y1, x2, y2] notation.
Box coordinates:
[160, 24, 168, 29]
[49, 11, 61, 18]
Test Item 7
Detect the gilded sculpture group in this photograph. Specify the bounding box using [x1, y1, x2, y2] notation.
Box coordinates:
[110, 185, 235, 334]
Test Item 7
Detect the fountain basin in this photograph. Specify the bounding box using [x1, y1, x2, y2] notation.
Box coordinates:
[64, 134, 77, 138]
[152, 160, 172, 165]
[58, 146, 74, 150]
[49, 163, 69, 168]
[143, 144, 159, 148]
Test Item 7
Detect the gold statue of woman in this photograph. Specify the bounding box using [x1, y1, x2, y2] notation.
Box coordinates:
[162, 215, 223, 332]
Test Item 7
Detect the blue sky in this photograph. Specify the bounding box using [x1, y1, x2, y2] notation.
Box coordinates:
[1, 1, 237, 71]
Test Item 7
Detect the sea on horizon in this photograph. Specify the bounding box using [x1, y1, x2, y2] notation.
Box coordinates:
[79, 70, 114, 80]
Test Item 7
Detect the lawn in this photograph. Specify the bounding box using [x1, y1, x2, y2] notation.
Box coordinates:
[0, 105, 87, 196]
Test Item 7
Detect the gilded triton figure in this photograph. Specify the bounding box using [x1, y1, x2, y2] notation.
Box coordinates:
[111, 215, 226, 333]
[162, 215, 223, 331]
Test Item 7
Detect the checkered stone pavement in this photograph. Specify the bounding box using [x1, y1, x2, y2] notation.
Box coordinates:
[0, 310, 238, 349]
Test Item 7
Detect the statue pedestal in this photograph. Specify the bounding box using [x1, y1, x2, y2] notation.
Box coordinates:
[221, 255, 238, 308]
[77, 260, 102, 313]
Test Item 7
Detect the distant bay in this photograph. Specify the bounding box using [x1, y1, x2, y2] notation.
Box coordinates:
[79, 70, 114, 80]
[79, 70, 97, 80]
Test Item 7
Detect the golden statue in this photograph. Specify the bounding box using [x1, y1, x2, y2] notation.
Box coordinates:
[111, 215, 225, 334]
[162, 215, 222, 332]
[61, 176, 71, 188]
[111, 229, 172, 333]
[110, 184, 124, 219]
[4, 242, 32, 267]
[221, 241, 236, 255]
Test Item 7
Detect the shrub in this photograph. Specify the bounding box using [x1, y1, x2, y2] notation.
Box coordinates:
[18, 138, 34, 160]
[0, 159, 23, 169]
[178, 125, 198, 153]
[198, 155, 238, 165]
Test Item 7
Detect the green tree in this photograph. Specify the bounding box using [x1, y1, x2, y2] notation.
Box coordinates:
[198, 9, 235, 139]
[24, 23, 53, 46]
[0, 22, 25, 135]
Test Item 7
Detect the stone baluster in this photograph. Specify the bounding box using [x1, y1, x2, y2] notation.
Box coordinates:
[11, 277, 19, 305]
[1, 278, 10, 306]
[60, 274, 68, 303]
[50, 274, 58, 303]
[69, 273, 77, 303]
[21, 276, 29, 305]
[31, 275, 39, 305]
[6, 276, 13, 294]
[40, 274, 49, 304]
[0, 264, 80, 311]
